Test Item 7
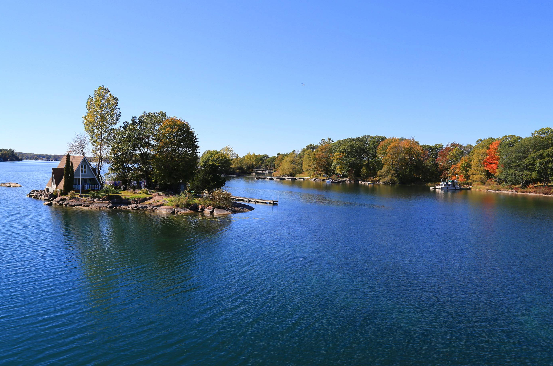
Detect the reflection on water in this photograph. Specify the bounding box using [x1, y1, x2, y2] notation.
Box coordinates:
[3, 163, 553, 365]
[50, 208, 232, 330]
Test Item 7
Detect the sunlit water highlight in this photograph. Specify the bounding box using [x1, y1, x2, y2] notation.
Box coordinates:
[2, 161, 553, 365]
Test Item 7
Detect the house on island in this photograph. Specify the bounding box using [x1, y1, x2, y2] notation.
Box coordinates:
[45, 155, 101, 193]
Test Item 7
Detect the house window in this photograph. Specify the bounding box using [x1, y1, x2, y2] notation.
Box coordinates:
[80, 164, 87, 174]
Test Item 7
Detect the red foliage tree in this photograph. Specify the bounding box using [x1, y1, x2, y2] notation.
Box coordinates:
[483, 140, 501, 176]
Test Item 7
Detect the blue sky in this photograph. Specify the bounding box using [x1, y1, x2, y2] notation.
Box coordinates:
[1, 1, 552, 156]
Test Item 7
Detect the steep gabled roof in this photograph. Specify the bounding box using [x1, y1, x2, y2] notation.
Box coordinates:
[50, 155, 100, 189]
[55, 155, 84, 170]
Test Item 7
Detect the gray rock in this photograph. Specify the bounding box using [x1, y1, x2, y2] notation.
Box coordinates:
[90, 202, 110, 209]
[157, 206, 175, 214]
[213, 208, 231, 216]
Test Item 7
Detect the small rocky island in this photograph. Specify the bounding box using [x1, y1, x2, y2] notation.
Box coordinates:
[1, 182, 22, 187]
[28, 189, 255, 216]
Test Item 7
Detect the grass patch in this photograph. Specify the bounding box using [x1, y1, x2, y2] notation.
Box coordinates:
[119, 190, 152, 200]
[165, 192, 198, 208]
[165, 190, 233, 209]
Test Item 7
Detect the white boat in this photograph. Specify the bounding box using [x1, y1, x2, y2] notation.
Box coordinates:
[432, 180, 462, 190]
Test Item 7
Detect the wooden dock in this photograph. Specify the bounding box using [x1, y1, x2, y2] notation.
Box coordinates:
[255, 176, 310, 181]
[232, 196, 278, 205]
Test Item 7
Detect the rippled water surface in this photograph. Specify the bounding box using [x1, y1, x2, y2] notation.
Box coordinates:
[2, 161, 553, 365]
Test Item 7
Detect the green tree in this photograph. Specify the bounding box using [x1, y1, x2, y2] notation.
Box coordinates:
[152, 117, 199, 191]
[528, 128, 553, 184]
[376, 137, 402, 182]
[264, 155, 276, 170]
[496, 135, 522, 184]
[108, 111, 168, 189]
[495, 130, 553, 186]
[0, 149, 21, 161]
[108, 122, 137, 188]
[498, 136, 534, 186]
[241, 153, 261, 172]
[191, 150, 232, 192]
[133, 111, 167, 188]
[331, 137, 365, 179]
[233, 152, 271, 173]
[360, 135, 387, 179]
[275, 151, 302, 176]
[421, 144, 443, 182]
[63, 154, 74, 193]
[329, 135, 386, 180]
[296, 143, 317, 176]
[83, 85, 121, 182]
[220, 146, 239, 160]
[313, 139, 334, 177]
[529, 148, 553, 184]
[301, 149, 315, 176]
[378, 139, 424, 184]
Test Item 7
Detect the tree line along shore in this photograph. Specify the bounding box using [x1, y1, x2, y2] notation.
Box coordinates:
[238, 128, 553, 194]
[0, 149, 21, 162]
[4, 85, 553, 198]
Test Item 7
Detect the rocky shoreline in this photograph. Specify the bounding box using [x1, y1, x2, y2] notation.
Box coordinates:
[484, 188, 553, 198]
[27, 190, 254, 216]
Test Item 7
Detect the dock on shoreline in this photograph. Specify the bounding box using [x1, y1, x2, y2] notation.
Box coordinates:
[255, 176, 309, 181]
[231, 196, 278, 205]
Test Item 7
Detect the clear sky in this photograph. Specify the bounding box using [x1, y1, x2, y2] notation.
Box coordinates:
[1, 1, 552, 156]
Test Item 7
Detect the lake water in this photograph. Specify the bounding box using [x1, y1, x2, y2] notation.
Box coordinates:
[2, 161, 553, 365]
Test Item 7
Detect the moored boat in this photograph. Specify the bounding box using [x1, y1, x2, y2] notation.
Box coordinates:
[431, 179, 467, 190]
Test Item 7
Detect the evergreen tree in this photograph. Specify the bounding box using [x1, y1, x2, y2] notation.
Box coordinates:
[63, 154, 74, 193]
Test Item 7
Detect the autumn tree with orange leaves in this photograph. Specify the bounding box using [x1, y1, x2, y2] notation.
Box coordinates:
[468, 137, 496, 184]
[436, 143, 467, 179]
[483, 140, 501, 176]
